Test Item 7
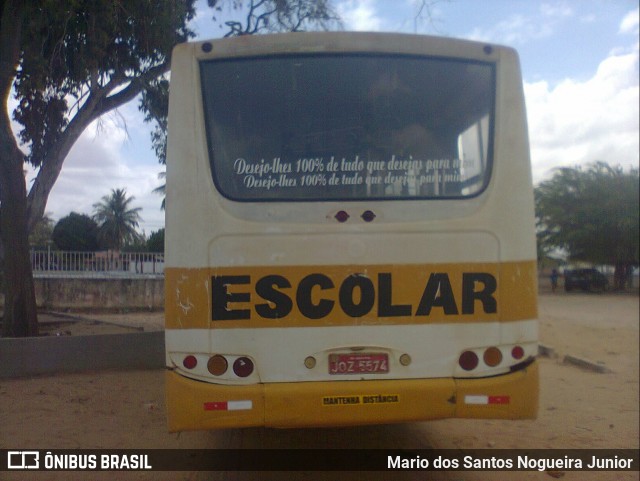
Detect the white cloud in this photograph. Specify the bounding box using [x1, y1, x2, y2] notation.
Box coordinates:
[467, 4, 574, 46]
[26, 108, 165, 235]
[525, 44, 639, 183]
[540, 3, 573, 18]
[467, 14, 554, 45]
[619, 8, 639, 35]
[337, 0, 382, 31]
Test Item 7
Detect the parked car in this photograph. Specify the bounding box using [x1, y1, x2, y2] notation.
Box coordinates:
[564, 268, 608, 292]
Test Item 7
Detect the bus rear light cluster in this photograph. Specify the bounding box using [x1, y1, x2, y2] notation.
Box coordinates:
[333, 210, 377, 222]
[181, 354, 255, 378]
[458, 345, 526, 371]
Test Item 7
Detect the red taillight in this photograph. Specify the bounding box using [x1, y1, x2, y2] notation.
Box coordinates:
[183, 355, 198, 370]
[459, 351, 479, 371]
[511, 345, 525, 360]
[361, 210, 376, 222]
[233, 357, 254, 377]
[334, 210, 349, 223]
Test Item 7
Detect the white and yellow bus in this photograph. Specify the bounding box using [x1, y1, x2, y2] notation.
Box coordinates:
[164, 32, 538, 431]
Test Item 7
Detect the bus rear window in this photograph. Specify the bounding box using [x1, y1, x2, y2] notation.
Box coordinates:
[200, 54, 495, 201]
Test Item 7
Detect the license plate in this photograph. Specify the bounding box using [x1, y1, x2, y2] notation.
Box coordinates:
[328, 353, 389, 375]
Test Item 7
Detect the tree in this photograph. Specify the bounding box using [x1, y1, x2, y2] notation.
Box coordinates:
[147, 228, 165, 253]
[0, 0, 339, 337]
[28, 213, 55, 249]
[52, 213, 99, 252]
[153, 171, 166, 210]
[142, 0, 342, 207]
[0, 0, 195, 337]
[211, 0, 340, 37]
[535, 162, 639, 289]
[93, 188, 143, 250]
[411, 0, 449, 34]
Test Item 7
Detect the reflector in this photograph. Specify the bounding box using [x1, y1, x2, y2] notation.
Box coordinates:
[399, 353, 412, 366]
[304, 356, 316, 369]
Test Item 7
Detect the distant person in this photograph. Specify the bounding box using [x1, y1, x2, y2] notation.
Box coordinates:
[550, 269, 559, 293]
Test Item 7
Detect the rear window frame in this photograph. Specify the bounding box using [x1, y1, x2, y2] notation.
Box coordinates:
[200, 52, 497, 203]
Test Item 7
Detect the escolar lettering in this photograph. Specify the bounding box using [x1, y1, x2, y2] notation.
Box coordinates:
[211, 272, 497, 321]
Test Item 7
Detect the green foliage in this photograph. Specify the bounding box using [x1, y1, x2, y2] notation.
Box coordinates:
[0, 0, 340, 337]
[535, 162, 639, 266]
[52, 212, 99, 251]
[28, 213, 55, 249]
[147, 228, 165, 253]
[121, 233, 150, 253]
[152, 171, 166, 210]
[137, 0, 341, 210]
[13, 0, 196, 168]
[140, 79, 170, 165]
[92, 188, 143, 250]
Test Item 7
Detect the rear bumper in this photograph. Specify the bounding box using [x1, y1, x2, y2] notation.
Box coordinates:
[166, 361, 538, 431]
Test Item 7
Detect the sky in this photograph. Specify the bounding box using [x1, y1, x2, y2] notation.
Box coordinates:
[20, 0, 640, 235]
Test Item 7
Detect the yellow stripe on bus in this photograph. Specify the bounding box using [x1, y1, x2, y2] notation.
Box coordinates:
[165, 260, 537, 329]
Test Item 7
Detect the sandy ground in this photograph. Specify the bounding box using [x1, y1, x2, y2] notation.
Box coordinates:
[0, 293, 638, 481]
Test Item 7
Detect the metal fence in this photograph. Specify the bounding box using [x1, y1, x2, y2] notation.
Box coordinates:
[31, 249, 164, 275]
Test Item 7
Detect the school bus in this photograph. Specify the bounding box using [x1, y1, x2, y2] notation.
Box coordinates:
[164, 32, 538, 431]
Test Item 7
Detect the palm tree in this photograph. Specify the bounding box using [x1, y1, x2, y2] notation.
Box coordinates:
[153, 170, 166, 210]
[92, 188, 143, 250]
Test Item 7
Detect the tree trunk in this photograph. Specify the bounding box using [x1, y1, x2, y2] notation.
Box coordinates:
[613, 263, 627, 291]
[0, 0, 37, 337]
[0, 153, 38, 337]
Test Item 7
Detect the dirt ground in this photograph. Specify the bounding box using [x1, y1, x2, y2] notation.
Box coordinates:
[0, 293, 638, 481]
